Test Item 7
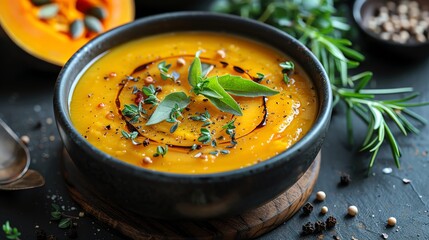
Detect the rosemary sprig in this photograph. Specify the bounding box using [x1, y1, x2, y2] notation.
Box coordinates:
[215, 0, 429, 169]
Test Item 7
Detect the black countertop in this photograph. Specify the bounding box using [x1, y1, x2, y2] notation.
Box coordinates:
[1, 3, 429, 240]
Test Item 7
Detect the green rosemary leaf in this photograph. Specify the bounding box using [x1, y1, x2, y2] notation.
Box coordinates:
[216, 75, 279, 97]
[58, 218, 72, 229]
[146, 92, 190, 125]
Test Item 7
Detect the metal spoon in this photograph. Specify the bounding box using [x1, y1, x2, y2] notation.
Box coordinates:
[0, 118, 44, 190]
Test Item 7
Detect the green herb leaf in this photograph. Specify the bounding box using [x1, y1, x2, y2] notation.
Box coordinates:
[51, 211, 62, 220]
[153, 145, 168, 157]
[203, 77, 242, 116]
[146, 92, 190, 125]
[216, 74, 279, 97]
[188, 51, 203, 87]
[58, 218, 72, 229]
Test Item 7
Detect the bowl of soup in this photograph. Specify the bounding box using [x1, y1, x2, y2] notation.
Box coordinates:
[54, 12, 332, 219]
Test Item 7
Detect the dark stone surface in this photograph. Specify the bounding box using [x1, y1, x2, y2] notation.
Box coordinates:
[1, 2, 429, 239]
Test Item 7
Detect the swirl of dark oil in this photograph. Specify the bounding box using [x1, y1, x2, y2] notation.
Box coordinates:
[115, 55, 268, 149]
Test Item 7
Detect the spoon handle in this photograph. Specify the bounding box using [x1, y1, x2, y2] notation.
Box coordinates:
[0, 170, 45, 190]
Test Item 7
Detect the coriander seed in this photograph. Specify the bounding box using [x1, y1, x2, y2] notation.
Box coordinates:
[348, 205, 358, 216]
[387, 217, 397, 226]
[145, 76, 154, 84]
[142, 156, 153, 164]
[176, 58, 186, 66]
[216, 49, 226, 58]
[321, 206, 328, 214]
[20, 135, 30, 145]
[316, 191, 326, 201]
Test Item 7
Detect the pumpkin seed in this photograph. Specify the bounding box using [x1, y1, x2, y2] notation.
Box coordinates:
[84, 15, 103, 33]
[86, 6, 108, 20]
[31, 0, 52, 6]
[69, 19, 84, 39]
[38, 3, 59, 20]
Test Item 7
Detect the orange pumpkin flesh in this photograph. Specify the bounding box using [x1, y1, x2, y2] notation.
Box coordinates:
[0, 0, 134, 66]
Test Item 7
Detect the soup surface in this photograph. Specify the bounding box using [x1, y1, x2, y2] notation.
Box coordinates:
[70, 32, 318, 174]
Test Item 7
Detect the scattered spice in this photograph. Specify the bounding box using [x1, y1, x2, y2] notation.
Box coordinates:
[46, 117, 53, 125]
[145, 76, 154, 84]
[78, 212, 85, 218]
[326, 216, 337, 228]
[20, 135, 30, 145]
[340, 173, 351, 185]
[142, 156, 153, 164]
[348, 205, 358, 216]
[302, 202, 314, 215]
[316, 191, 326, 201]
[381, 233, 389, 239]
[321, 206, 329, 214]
[402, 178, 411, 184]
[314, 220, 326, 233]
[387, 217, 397, 227]
[109, 72, 117, 78]
[105, 112, 115, 120]
[97, 103, 105, 108]
[382, 167, 393, 174]
[302, 222, 315, 235]
[216, 49, 226, 58]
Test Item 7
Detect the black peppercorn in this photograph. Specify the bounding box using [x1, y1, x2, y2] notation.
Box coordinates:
[326, 216, 337, 228]
[340, 173, 351, 185]
[314, 220, 326, 233]
[35, 228, 47, 240]
[302, 202, 314, 214]
[143, 138, 150, 147]
[302, 221, 315, 235]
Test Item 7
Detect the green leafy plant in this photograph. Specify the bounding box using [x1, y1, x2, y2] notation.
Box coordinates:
[2, 221, 21, 240]
[51, 204, 79, 229]
[146, 92, 190, 125]
[153, 145, 168, 157]
[214, 0, 429, 169]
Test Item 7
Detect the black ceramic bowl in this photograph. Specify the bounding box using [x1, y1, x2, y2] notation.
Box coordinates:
[353, 0, 429, 59]
[54, 12, 332, 219]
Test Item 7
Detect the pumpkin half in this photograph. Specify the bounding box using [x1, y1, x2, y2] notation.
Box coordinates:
[0, 0, 134, 66]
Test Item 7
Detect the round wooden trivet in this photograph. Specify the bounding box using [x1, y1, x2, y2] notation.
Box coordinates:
[61, 151, 320, 240]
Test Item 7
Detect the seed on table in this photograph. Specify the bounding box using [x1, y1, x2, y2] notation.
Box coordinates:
[316, 191, 326, 201]
[387, 217, 397, 226]
[348, 205, 358, 216]
[326, 215, 337, 228]
[78, 212, 85, 217]
[20, 135, 30, 145]
[321, 206, 328, 214]
[302, 202, 313, 214]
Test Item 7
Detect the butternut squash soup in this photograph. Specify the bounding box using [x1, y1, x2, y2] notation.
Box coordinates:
[70, 32, 318, 174]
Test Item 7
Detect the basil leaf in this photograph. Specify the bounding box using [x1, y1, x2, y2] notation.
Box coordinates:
[146, 92, 190, 125]
[217, 74, 279, 97]
[188, 52, 203, 87]
[204, 77, 242, 116]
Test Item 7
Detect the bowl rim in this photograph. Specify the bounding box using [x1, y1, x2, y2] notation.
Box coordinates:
[353, 0, 429, 48]
[54, 11, 332, 182]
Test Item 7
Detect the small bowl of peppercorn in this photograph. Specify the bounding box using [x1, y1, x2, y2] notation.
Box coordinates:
[353, 0, 429, 59]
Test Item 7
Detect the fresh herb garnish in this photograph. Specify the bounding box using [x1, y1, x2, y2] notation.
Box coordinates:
[190, 110, 212, 127]
[220, 149, 230, 154]
[188, 52, 279, 116]
[198, 128, 212, 144]
[158, 61, 180, 81]
[146, 92, 190, 125]
[122, 102, 146, 123]
[190, 143, 198, 151]
[142, 84, 160, 106]
[215, 0, 429, 170]
[279, 61, 295, 84]
[153, 145, 168, 157]
[223, 120, 237, 148]
[121, 130, 140, 145]
[51, 204, 79, 229]
[166, 104, 185, 133]
[256, 72, 265, 82]
[2, 221, 21, 240]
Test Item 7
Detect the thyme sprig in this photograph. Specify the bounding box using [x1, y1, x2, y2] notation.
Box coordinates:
[215, 0, 429, 169]
[51, 204, 79, 229]
[2, 221, 21, 240]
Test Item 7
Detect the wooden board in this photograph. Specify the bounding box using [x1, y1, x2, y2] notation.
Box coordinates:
[61, 151, 320, 240]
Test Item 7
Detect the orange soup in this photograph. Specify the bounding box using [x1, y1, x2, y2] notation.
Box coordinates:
[70, 32, 318, 174]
